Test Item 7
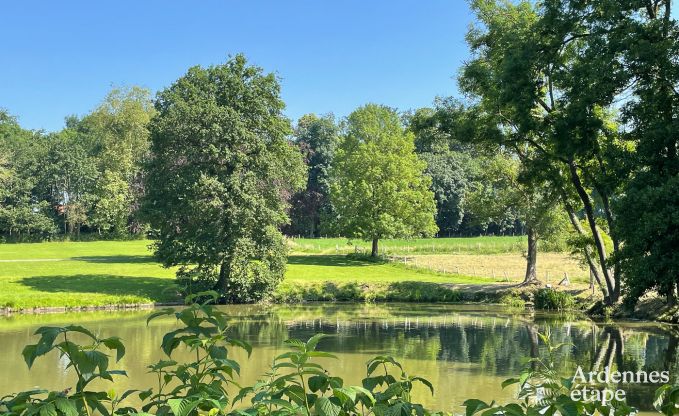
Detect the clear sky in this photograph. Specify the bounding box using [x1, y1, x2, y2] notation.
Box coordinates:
[1, 1, 474, 132]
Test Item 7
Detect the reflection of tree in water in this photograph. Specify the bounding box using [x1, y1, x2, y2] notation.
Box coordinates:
[223, 306, 677, 411]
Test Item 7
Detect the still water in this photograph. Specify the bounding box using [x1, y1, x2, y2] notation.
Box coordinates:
[0, 304, 677, 414]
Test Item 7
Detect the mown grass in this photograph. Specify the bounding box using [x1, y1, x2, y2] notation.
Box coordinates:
[288, 236, 527, 255]
[0, 240, 177, 309]
[0, 239, 507, 310]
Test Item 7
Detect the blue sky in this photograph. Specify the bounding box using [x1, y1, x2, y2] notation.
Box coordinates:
[1, 1, 474, 132]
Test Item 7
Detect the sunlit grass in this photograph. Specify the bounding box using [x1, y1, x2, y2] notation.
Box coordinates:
[288, 236, 527, 255]
[0, 237, 537, 309]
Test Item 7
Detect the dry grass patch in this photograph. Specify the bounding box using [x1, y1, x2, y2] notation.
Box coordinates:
[404, 253, 590, 284]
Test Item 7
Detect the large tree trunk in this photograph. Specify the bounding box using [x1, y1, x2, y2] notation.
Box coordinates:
[523, 226, 538, 284]
[371, 238, 379, 257]
[213, 261, 230, 303]
[568, 161, 619, 304]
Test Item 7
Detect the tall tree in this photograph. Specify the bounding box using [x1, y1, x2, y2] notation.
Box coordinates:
[408, 106, 477, 236]
[76, 87, 155, 235]
[465, 153, 566, 283]
[0, 111, 57, 239]
[287, 113, 340, 237]
[329, 104, 438, 257]
[142, 55, 305, 303]
[460, 0, 631, 304]
[610, 0, 679, 305]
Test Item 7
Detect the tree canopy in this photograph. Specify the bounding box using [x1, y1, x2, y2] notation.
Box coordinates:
[329, 104, 437, 256]
[141, 55, 305, 302]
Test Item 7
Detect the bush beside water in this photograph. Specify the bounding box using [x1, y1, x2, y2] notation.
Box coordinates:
[534, 288, 576, 311]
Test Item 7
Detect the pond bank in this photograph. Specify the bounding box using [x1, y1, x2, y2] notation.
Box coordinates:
[2, 279, 676, 325]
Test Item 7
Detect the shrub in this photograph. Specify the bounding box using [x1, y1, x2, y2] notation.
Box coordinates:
[534, 288, 576, 311]
[499, 292, 526, 308]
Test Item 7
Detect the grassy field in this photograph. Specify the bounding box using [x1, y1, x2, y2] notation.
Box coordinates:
[289, 236, 527, 255]
[407, 253, 589, 284]
[0, 239, 509, 309]
[0, 240, 176, 309]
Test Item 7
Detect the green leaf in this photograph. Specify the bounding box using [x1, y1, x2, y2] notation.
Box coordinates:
[38, 403, 57, 416]
[315, 397, 342, 416]
[146, 308, 175, 325]
[502, 403, 525, 416]
[463, 399, 489, 416]
[102, 337, 126, 362]
[283, 339, 306, 351]
[501, 378, 520, 389]
[54, 398, 77, 416]
[167, 398, 201, 416]
[63, 325, 98, 340]
[306, 351, 338, 359]
[332, 387, 357, 404]
[305, 333, 328, 351]
[22, 344, 39, 369]
[138, 389, 153, 401]
[390, 402, 414, 416]
[308, 375, 328, 392]
[412, 376, 434, 395]
[284, 385, 307, 406]
[349, 386, 375, 405]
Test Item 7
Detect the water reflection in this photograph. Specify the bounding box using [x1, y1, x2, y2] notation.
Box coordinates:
[0, 304, 676, 414]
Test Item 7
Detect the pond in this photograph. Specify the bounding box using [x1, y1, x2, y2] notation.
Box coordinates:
[0, 303, 677, 414]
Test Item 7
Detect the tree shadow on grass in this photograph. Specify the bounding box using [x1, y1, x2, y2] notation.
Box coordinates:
[287, 255, 386, 267]
[72, 255, 157, 264]
[19, 274, 174, 300]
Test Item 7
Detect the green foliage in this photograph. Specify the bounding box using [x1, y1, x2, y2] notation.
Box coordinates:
[616, 176, 679, 306]
[611, 0, 679, 306]
[534, 289, 576, 311]
[141, 54, 305, 303]
[0, 111, 58, 240]
[4, 300, 678, 415]
[80, 87, 155, 236]
[271, 280, 465, 304]
[329, 104, 438, 255]
[236, 334, 441, 416]
[0, 88, 154, 240]
[499, 293, 526, 308]
[287, 114, 340, 238]
[140, 291, 253, 415]
[458, 0, 649, 303]
[418, 151, 473, 236]
[5, 324, 130, 415]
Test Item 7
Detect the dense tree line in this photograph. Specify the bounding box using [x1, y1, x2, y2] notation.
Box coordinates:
[0, 87, 153, 240]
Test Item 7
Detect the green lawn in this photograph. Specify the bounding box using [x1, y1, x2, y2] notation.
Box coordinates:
[290, 236, 526, 255]
[0, 239, 504, 309]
